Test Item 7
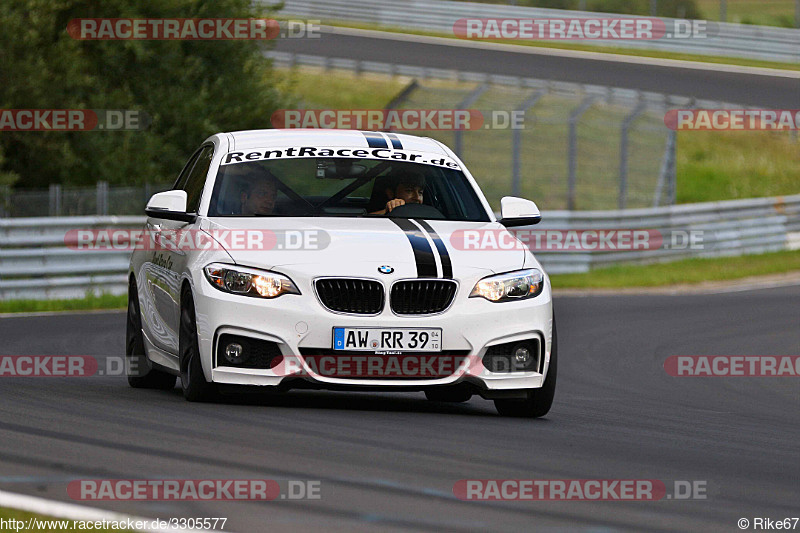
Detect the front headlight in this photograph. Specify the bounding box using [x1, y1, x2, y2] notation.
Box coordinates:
[204, 263, 300, 299]
[469, 269, 544, 302]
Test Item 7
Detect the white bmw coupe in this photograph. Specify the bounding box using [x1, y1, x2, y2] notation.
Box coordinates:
[128, 129, 556, 417]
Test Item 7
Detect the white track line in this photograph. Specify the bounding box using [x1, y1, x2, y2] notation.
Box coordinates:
[0, 489, 213, 533]
[324, 25, 800, 79]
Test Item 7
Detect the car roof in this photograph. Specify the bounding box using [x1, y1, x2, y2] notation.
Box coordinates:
[221, 129, 449, 155]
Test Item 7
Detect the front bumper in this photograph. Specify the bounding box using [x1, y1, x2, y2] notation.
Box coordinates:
[192, 272, 554, 392]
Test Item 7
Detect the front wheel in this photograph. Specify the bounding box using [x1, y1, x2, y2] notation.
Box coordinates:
[494, 317, 558, 418]
[179, 289, 218, 402]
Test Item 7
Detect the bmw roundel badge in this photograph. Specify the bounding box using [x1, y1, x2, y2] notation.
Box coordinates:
[378, 265, 394, 274]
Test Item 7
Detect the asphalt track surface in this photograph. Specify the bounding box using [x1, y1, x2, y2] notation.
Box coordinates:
[1, 286, 798, 532]
[274, 29, 800, 108]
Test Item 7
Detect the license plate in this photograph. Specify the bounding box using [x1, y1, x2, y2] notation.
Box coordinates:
[333, 328, 441, 352]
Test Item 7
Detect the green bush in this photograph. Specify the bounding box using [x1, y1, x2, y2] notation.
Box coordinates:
[0, 0, 293, 189]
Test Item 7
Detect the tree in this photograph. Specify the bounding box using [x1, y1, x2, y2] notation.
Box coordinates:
[0, 0, 292, 188]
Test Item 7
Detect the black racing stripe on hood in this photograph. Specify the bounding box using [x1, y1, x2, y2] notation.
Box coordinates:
[362, 131, 389, 149]
[385, 133, 403, 149]
[390, 218, 438, 278]
[414, 219, 452, 279]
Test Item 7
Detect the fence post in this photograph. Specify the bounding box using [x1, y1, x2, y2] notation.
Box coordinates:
[384, 79, 420, 132]
[667, 129, 677, 205]
[720, 0, 727, 22]
[654, 129, 677, 206]
[384, 80, 419, 111]
[796, 0, 800, 28]
[567, 95, 597, 210]
[49, 184, 62, 217]
[453, 84, 489, 158]
[97, 181, 108, 216]
[650, 0, 657, 16]
[511, 90, 546, 197]
[619, 99, 646, 209]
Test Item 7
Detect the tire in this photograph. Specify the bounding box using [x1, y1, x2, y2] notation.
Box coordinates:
[179, 288, 218, 402]
[425, 385, 472, 403]
[126, 279, 177, 390]
[494, 317, 558, 418]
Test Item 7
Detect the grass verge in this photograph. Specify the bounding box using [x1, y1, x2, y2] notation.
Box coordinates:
[279, 69, 408, 109]
[550, 249, 800, 288]
[0, 293, 127, 314]
[677, 130, 800, 203]
[695, 0, 797, 27]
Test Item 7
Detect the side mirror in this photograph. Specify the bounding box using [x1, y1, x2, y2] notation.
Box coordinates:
[499, 196, 541, 227]
[145, 190, 196, 223]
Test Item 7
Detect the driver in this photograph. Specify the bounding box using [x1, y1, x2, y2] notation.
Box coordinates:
[240, 171, 278, 216]
[370, 169, 426, 215]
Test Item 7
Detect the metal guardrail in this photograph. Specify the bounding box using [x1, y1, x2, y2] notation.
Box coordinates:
[0, 217, 143, 300]
[2, 195, 799, 299]
[273, 0, 800, 63]
[537, 195, 800, 273]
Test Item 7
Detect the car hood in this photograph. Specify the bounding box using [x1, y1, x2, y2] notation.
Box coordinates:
[200, 217, 525, 280]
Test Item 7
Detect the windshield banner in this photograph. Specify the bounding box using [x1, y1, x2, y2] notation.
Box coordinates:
[220, 146, 461, 170]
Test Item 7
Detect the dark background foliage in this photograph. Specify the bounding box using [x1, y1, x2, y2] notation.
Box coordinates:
[0, 0, 291, 188]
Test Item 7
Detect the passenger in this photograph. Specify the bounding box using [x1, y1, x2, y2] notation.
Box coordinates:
[240, 172, 278, 216]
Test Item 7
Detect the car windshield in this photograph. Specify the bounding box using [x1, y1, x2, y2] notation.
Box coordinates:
[207, 156, 490, 222]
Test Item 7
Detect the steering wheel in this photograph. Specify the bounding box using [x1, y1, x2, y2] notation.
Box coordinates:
[386, 203, 445, 219]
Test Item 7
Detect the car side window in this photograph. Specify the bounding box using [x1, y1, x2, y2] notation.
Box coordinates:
[182, 145, 215, 213]
[172, 149, 203, 191]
